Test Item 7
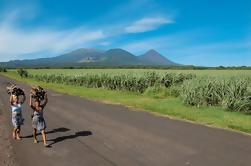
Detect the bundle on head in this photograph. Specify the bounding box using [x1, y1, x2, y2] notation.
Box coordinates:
[6, 84, 25, 96]
[30, 86, 46, 101]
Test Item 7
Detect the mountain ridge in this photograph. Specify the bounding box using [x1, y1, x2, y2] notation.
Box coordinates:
[0, 48, 179, 67]
[138, 49, 177, 65]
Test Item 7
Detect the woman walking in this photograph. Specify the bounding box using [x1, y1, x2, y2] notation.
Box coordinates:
[10, 93, 26, 140]
[29, 92, 49, 147]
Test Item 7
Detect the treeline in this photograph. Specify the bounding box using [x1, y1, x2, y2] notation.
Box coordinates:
[12, 65, 251, 70]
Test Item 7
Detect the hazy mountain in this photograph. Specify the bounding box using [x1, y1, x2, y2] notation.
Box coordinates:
[100, 49, 142, 65]
[0, 48, 104, 68]
[138, 49, 178, 65]
[0, 48, 180, 68]
[56, 48, 104, 63]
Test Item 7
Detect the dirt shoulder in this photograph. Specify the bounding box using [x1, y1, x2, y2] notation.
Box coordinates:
[0, 107, 18, 166]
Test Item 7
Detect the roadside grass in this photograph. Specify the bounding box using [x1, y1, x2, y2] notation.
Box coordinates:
[2, 71, 251, 135]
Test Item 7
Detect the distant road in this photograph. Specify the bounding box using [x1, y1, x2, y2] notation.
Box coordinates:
[1, 75, 251, 166]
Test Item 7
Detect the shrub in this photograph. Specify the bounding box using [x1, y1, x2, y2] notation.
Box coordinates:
[0, 67, 7, 72]
[17, 69, 28, 77]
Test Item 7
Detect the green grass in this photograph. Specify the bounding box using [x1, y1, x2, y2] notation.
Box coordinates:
[2, 71, 251, 135]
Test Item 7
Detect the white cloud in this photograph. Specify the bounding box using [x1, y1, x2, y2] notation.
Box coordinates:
[0, 26, 105, 62]
[120, 32, 251, 66]
[125, 17, 173, 33]
[121, 31, 192, 54]
[0, 7, 105, 62]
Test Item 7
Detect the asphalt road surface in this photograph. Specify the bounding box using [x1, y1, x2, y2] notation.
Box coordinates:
[1, 75, 251, 166]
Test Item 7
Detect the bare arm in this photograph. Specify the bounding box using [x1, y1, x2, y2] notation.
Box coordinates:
[29, 94, 33, 107]
[20, 93, 26, 104]
[9, 95, 13, 105]
[42, 93, 48, 107]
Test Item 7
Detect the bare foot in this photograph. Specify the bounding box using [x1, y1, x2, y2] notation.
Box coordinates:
[12, 133, 16, 140]
[44, 143, 50, 147]
[16, 137, 22, 140]
[34, 139, 38, 144]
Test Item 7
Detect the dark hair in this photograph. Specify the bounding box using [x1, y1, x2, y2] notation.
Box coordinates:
[34, 99, 40, 103]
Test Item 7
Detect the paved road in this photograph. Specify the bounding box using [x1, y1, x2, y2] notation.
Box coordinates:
[1, 75, 251, 166]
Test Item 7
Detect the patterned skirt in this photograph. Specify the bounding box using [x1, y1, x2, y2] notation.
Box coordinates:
[12, 112, 24, 128]
[32, 112, 46, 131]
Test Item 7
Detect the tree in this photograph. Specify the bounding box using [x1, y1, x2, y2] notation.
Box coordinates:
[0, 67, 7, 72]
[17, 69, 28, 77]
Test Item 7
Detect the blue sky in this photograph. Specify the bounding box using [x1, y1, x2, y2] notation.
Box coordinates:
[0, 0, 250, 66]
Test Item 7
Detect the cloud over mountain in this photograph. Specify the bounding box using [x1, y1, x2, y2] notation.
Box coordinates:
[125, 17, 174, 33]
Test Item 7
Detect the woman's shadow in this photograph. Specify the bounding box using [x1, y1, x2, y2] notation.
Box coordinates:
[22, 127, 92, 147]
[47, 130, 92, 146]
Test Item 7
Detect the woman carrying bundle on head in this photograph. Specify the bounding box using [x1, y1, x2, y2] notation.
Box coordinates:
[9, 85, 26, 140]
[29, 86, 49, 147]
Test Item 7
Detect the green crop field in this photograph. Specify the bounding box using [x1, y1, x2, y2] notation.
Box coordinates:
[23, 69, 251, 112]
[2, 69, 251, 134]
[26, 69, 251, 77]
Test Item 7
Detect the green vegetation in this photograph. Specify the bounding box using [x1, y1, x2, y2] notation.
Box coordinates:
[28, 72, 194, 93]
[181, 77, 251, 112]
[17, 68, 28, 78]
[1, 69, 251, 134]
[11, 65, 251, 70]
[25, 68, 251, 77]
[26, 69, 251, 112]
[0, 67, 7, 72]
